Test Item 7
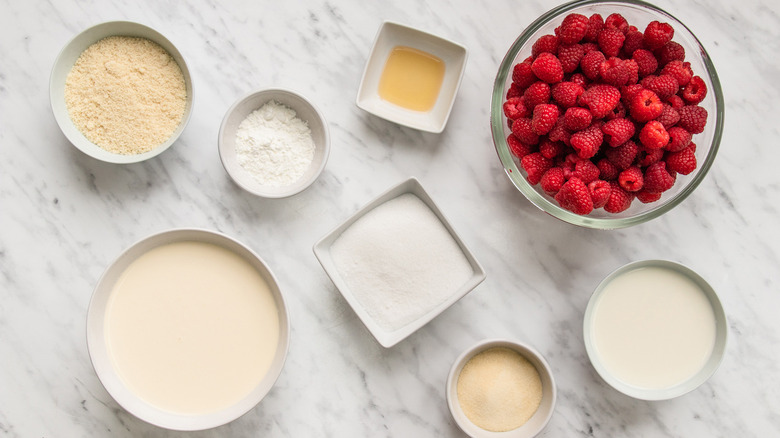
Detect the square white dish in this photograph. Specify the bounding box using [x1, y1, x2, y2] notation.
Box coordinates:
[356, 21, 468, 133]
[313, 177, 485, 348]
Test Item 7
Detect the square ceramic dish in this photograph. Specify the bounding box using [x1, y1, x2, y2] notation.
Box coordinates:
[313, 177, 485, 347]
[356, 21, 468, 133]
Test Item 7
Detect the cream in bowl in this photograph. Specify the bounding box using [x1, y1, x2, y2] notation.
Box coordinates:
[87, 229, 290, 430]
[583, 260, 727, 400]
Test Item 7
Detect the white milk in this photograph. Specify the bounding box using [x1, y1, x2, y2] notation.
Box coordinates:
[105, 241, 279, 414]
[591, 266, 716, 389]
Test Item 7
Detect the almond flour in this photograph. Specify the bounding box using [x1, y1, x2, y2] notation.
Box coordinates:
[65, 36, 187, 155]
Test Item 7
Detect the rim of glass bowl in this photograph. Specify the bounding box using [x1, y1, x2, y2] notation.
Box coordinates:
[490, 0, 724, 229]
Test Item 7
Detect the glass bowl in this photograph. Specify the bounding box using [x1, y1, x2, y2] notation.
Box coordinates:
[490, 0, 724, 229]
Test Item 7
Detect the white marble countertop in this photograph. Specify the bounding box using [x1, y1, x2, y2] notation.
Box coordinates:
[1, 0, 779, 436]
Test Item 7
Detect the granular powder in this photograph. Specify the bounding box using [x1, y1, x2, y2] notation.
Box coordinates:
[457, 347, 543, 432]
[235, 101, 315, 187]
[65, 36, 187, 155]
[330, 193, 472, 332]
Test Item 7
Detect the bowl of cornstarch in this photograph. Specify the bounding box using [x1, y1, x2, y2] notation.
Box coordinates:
[447, 339, 556, 438]
[313, 177, 485, 348]
[219, 88, 330, 198]
[50, 21, 193, 163]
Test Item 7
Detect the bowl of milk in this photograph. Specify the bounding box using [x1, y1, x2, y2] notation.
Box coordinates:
[583, 260, 727, 400]
[87, 229, 290, 430]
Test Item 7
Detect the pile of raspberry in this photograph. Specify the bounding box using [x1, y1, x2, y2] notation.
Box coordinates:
[503, 12, 708, 215]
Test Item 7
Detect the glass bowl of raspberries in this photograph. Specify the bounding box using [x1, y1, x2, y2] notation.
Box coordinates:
[491, 0, 724, 229]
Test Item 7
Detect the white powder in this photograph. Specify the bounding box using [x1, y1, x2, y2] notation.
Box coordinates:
[331, 193, 473, 332]
[235, 101, 315, 187]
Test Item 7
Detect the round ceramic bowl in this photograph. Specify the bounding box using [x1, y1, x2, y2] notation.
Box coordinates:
[86, 229, 290, 431]
[583, 260, 727, 400]
[446, 339, 556, 438]
[49, 21, 194, 164]
[490, 0, 724, 229]
[218, 88, 330, 198]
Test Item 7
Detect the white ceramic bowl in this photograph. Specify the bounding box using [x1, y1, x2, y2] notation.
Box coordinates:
[583, 260, 727, 400]
[50, 21, 194, 163]
[219, 88, 330, 198]
[356, 21, 468, 133]
[86, 228, 290, 431]
[313, 177, 486, 348]
[446, 339, 557, 438]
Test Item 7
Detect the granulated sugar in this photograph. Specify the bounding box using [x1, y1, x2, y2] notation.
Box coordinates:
[65, 36, 187, 155]
[330, 193, 472, 332]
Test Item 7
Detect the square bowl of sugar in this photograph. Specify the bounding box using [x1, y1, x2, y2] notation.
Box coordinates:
[356, 21, 468, 133]
[313, 177, 485, 348]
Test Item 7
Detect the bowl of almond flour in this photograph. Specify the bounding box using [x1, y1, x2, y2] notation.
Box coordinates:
[50, 21, 193, 163]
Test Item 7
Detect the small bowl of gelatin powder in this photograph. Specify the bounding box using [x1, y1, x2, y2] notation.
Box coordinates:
[50, 21, 193, 164]
[447, 339, 556, 437]
[219, 88, 330, 198]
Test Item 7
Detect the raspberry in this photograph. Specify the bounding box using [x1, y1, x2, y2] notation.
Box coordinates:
[588, 179, 612, 208]
[597, 28, 625, 57]
[539, 139, 565, 159]
[521, 152, 553, 184]
[548, 117, 571, 146]
[604, 181, 634, 213]
[506, 82, 522, 99]
[503, 97, 529, 120]
[572, 158, 600, 184]
[656, 41, 685, 66]
[507, 134, 535, 159]
[667, 94, 684, 110]
[560, 153, 580, 178]
[511, 118, 540, 145]
[632, 49, 658, 77]
[569, 73, 588, 88]
[555, 177, 594, 215]
[656, 104, 680, 129]
[605, 140, 638, 170]
[621, 28, 645, 56]
[540, 166, 566, 195]
[644, 21, 674, 50]
[570, 123, 604, 159]
[643, 161, 676, 193]
[578, 84, 620, 119]
[665, 143, 697, 175]
[558, 43, 585, 73]
[512, 61, 536, 89]
[523, 81, 551, 108]
[618, 166, 644, 192]
[601, 118, 635, 147]
[678, 105, 708, 134]
[628, 89, 663, 122]
[643, 74, 679, 100]
[552, 81, 584, 108]
[599, 57, 630, 86]
[558, 13, 589, 44]
[604, 13, 629, 33]
[636, 146, 664, 167]
[620, 83, 644, 104]
[639, 120, 670, 149]
[681, 76, 707, 104]
[636, 189, 662, 204]
[660, 60, 693, 87]
[597, 158, 620, 180]
[604, 100, 627, 121]
[532, 53, 565, 84]
[563, 107, 592, 131]
[584, 13, 604, 42]
[532, 34, 560, 58]
[580, 50, 606, 80]
[581, 42, 600, 54]
[666, 126, 692, 152]
[531, 104, 560, 135]
[624, 59, 639, 85]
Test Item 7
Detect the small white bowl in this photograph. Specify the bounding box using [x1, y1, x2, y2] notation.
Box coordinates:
[219, 88, 330, 198]
[583, 260, 727, 400]
[86, 228, 290, 431]
[313, 177, 485, 348]
[49, 21, 194, 163]
[356, 21, 468, 133]
[446, 339, 557, 438]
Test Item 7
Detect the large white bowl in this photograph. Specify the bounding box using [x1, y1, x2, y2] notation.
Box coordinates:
[86, 228, 290, 431]
[50, 21, 194, 163]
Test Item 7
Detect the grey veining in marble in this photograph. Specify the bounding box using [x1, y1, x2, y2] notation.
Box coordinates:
[1, 0, 779, 436]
